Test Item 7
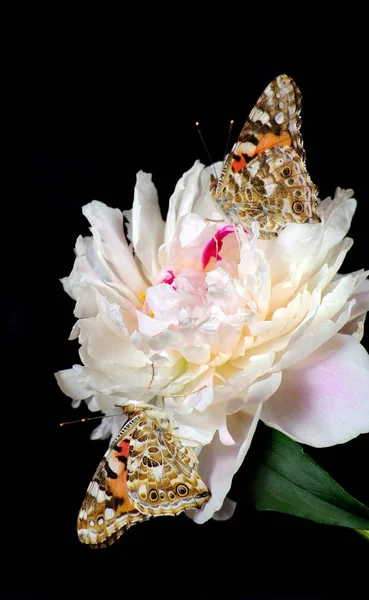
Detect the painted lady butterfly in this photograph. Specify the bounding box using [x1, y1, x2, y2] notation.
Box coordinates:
[210, 74, 321, 239]
[77, 402, 210, 548]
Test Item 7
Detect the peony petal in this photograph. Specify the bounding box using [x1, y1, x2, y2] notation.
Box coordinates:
[82, 201, 147, 296]
[262, 333, 369, 447]
[264, 189, 356, 298]
[272, 296, 356, 372]
[126, 171, 165, 284]
[164, 161, 205, 244]
[194, 162, 224, 220]
[212, 497, 237, 521]
[340, 313, 367, 342]
[55, 365, 92, 401]
[191, 405, 261, 523]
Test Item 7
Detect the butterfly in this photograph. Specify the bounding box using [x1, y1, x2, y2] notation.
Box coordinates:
[77, 402, 211, 548]
[209, 74, 321, 239]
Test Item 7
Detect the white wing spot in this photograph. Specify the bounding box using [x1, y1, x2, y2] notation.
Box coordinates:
[278, 102, 284, 109]
[89, 519, 95, 527]
[97, 517, 104, 525]
[242, 142, 256, 155]
[275, 112, 284, 124]
[97, 489, 106, 503]
[252, 108, 270, 124]
[90, 482, 99, 497]
[105, 508, 115, 520]
[153, 464, 163, 480]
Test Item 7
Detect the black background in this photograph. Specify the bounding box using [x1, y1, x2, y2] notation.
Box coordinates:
[8, 19, 369, 599]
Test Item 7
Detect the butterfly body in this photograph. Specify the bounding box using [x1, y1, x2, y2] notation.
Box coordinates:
[77, 403, 210, 548]
[210, 74, 321, 239]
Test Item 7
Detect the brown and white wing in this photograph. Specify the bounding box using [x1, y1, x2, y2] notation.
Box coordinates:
[77, 415, 149, 548]
[127, 417, 210, 516]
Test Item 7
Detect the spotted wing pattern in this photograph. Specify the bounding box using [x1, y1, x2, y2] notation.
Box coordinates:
[77, 403, 210, 548]
[210, 74, 321, 238]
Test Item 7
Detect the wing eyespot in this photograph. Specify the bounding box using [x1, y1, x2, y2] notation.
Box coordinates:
[176, 484, 189, 497]
[292, 201, 304, 214]
[281, 166, 291, 178]
[294, 189, 303, 198]
[149, 489, 159, 502]
[287, 178, 295, 186]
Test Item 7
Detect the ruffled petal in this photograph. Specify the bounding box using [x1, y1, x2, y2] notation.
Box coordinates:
[82, 200, 147, 296]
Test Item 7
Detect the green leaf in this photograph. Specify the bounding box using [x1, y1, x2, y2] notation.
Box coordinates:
[248, 425, 369, 529]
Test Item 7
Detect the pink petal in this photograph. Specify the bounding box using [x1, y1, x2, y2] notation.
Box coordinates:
[202, 225, 235, 269]
[262, 333, 369, 447]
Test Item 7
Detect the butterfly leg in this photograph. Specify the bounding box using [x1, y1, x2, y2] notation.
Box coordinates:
[205, 218, 222, 261]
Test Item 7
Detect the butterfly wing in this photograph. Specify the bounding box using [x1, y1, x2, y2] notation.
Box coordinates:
[236, 73, 305, 162]
[77, 414, 150, 548]
[231, 146, 320, 237]
[77, 404, 210, 547]
[211, 74, 305, 195]
[126, 408, 211, 516]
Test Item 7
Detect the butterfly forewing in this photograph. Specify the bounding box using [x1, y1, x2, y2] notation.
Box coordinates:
[77, 413, 149, 548]
[210, 74, 320, 238]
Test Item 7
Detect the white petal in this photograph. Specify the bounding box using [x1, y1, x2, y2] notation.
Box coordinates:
[164, 161, 205, 244]
[55, 365, 92, 401]
[262, 333, 369, 447]
[127, 171, 165, 284]
[194, 162, 224, 220]
[212, 497, 237, 521]
[82, 200, 147, 296]
[191, 405, 261, 523]
[273, 295, 356, 372]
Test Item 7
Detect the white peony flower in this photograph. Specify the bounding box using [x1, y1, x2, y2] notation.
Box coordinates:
[56, 160, 369, 524]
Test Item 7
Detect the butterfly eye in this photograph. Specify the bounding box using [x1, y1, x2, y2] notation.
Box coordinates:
[287, 178, 295, 186]
[149, 489, 159, 502]
[176, 484, 189, 497]
[294, 190, 303, 198]
[281, 166, 291, 177]
[293, 201, 304, 214]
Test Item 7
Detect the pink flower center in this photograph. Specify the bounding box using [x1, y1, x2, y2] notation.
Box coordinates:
[202, 225, 235, 269]
[157, 268, 176, 289]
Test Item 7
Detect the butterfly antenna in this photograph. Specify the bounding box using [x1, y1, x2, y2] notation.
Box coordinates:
[195, 122, 218, 179]
[162, 385, 207, 398]
[60, 364, 156, 427]
[60, 413, 123, 427]
[223, 119, 234, 161]
[135, 363, 155, 402]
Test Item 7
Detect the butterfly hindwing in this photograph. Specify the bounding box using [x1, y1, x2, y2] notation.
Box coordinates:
[77, 403, 211, 548]
[126, 407, 210, 515]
